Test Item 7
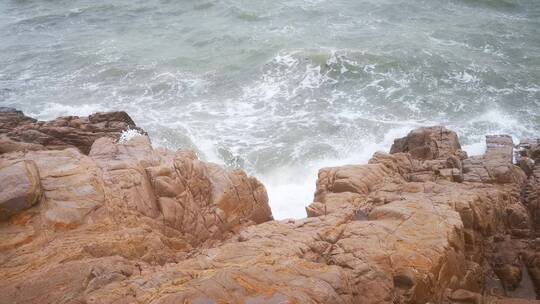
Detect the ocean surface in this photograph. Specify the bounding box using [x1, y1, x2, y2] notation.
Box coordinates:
[1, 0, 539, 219]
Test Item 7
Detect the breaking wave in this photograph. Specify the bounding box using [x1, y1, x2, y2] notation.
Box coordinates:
[1, 0, 539, 219]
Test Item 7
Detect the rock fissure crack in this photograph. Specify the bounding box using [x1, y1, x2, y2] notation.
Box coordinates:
[1, 111, 539, 303]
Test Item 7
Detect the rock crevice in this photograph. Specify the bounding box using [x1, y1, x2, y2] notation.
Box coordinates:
[0, 110, 539, 304]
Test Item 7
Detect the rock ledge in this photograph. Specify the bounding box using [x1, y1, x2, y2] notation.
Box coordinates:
[0, 111, 539, 304]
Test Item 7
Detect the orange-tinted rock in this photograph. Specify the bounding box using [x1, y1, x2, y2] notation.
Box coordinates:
[1, 112, 539, 304]
[390, 126, 462, 160]
[0, 111, 273, 304]
[95, 126, 530, 304]
[89, 136, 272, 245]
[0, 160, 42, 221]
[463, 135, 527, 185]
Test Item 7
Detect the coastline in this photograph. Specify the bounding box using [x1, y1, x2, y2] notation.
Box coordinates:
[1, 109, 539, 303]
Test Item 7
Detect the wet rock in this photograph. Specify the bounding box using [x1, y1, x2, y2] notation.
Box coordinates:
[0, 108, 143, 154]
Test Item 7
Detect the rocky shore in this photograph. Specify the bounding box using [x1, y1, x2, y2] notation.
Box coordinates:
[0, 108, 539, 304]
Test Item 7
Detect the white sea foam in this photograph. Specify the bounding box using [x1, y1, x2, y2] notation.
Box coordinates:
[469, 108, 529, 135]
[29, 103, 108, 121]
[119, 128, 144, 143]
[261, 125, 413, 219]
[462, 141, 487, 156]
[450, 70, 479, 84]
[4, 13, 537, 223]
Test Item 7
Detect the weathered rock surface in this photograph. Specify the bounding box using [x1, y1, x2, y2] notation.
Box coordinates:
[390, 126, 462, 160]
[0, 110, 273, 304]
[0, 160, 42, 221]
[1, 113, 539, 304]
[0, 107, 142, 154]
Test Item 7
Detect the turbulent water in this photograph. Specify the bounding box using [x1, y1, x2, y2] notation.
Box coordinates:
[1, 0, 539, 219]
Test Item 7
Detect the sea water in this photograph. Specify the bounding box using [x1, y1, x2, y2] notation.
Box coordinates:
[1, 0, 539, 219]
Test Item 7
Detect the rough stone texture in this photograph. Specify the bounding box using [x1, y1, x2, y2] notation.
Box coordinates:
[0, 110, 273, 304]
[390, 126, 462, 160]
[462, 134, 527, 185]
[0, 107, 142, 154]
[0, 160, 42, 221]
[0, 119, 539, 304]
[518, 140, 540, 233]
[88, 136, 273, 246]
[516, 140, 540, 299]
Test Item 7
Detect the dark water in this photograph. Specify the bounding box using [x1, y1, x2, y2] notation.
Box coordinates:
[1, 0, 539, 218]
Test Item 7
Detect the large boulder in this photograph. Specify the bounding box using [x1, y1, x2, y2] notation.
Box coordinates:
[462, 135, 527, 185]
[306, 163, 392, 217]
[390, 126, 462, 160]
[89, 136, 273, 245]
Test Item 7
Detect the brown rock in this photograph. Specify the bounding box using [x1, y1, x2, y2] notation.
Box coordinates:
[0, 135, 43, 154]
[462, 135, 527, 185]
[1, 119, 539, 304]
[0, 111, 274, 304]
[486, 135, 514, 164]
[390, 126, 461, 160]
[524, 251, 540, 298]
[506, 203, 532, 232]
[518, 157, 535, 177]
[0, 160, 42, 221]
[448, 289, 483, 304]
[520, 143, 540, 232]
[0, 108, 142, 154]
[89, 136, 272, 245]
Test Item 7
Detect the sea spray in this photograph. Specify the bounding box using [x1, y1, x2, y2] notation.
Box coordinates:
[2, 0, 538, 219]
